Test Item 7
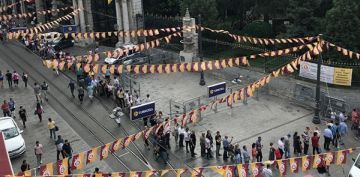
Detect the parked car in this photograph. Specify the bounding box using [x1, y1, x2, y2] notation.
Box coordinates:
[122, 53, 149, 65]
[43, 32, 74, 51]
[104, 55, 123, 65]
[349, 153, 360, 177]
[104, 44, 137, 64]
[0, 117, 26, 158]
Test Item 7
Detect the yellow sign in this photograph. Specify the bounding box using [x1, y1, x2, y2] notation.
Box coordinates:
[333, 67, 352, 86]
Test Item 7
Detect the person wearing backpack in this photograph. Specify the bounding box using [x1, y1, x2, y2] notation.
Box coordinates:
[34, 102, 44, 122]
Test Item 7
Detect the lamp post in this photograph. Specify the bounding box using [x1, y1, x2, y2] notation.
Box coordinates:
[198, 14, 206, 86]
[312, 34, 322, 124]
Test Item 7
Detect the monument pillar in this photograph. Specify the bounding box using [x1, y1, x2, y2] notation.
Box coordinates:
[35, 0, 45, 23]
[179, 9, 198, 62]
[115, 0, 124, 46]
[122, 0, 131, 44]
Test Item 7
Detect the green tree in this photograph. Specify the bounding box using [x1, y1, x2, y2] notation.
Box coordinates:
[285, 0, 321, 37]
[180, 0, 219, 26]
[323, 0, 360, 51]
[144, 0, 181, 16]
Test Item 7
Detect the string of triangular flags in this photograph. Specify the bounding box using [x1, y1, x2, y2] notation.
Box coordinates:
[199, 26, 316, 45]
[7, 9, 81, 39]
[29, 42, 320, 177]
[42, 42, 315, 75]
[0, 6, 73, 21]
[0, 0, 23, 13]
[16, 148, 354, 177]
[324, 41, 360, 60]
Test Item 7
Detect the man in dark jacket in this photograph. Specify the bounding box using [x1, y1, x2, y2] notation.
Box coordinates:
[190, 130, 197, 157]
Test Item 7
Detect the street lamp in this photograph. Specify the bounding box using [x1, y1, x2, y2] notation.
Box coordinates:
[198, 14, 206, 86]
[312, 34, 322, 124]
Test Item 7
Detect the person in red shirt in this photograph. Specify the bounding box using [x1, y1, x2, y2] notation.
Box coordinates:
[1, 100, 10, 117]
[311, 132, 321, 155]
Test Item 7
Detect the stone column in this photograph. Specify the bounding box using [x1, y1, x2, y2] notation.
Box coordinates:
[77, 0, 86, 33]
[35, 0, 45, 23]
[11, 0, 16, 14]
[51, 0, 57, 17]
[122, 0, 130, 44]
[19, 0, 25, 14]
[72, 0, 79, 31]
[115, 0, 124, 46]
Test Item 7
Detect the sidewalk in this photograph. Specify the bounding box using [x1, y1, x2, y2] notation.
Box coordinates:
[0, 58, 111, 175]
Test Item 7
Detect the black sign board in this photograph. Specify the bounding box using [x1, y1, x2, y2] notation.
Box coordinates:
[130, 102, 155, 121]
[208, 82, 226, 98]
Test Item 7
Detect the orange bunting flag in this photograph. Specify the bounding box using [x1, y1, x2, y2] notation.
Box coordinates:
[100, 143, 111, 160]
[277, 159, 287, 176]
[176, 168, 187, 177]
[302, 155, 313, 171]
[123, 134, 135, 149]
[336, 149, 353, 165]
[224, 165, 236, 177]
[56, 158, 69, 175]
[130, 171, 143, 177]
[237, 164, 249, 177]
[39, 163, 53, 176]
[325, 152, 336, 166]
[86, 147, 98, 164]
[144, 170, 156, 177]
[191, 167, 204, 177]
[110, 139, 122, 153]
[161, 170, 169, 176]
[71, 152, 85, 170]
[289, 158, 300, 173]
[312, 154, 324, 168]
[250, 163, 261, 177]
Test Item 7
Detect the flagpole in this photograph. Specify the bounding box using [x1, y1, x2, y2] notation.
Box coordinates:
[198, 14, 206, 86]
[312, 34, 322, 124]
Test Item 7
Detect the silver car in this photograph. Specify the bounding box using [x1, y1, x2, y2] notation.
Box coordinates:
[0, 117, 26, 158]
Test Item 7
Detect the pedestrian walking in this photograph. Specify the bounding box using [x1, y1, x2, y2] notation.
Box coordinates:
[190, 130, 196, 157]
[34, 141, 44, 167]
[8, 98, 15, 118]
[48, 118, 56, 139]
[22, 73, 28, 88]
[255, 136, 263, 162]
[215, 131, 222, 156]
[20, 160, 30, 172]
[330, 121, 338, 148]
[68, 80, 76, 98]
[323, 125, 333, 151]
[5, 70, 12, 88]
[34, 102, 44, 122]
[311, 132, 321, 155]
[12, 71, 19, 87]
[0, 70, 4, 88]
[78, 86, 85, 104]
[1, 100, 10, 117]
[41, 81, 49, 101]
[200, 133, 206, 157]
[301, 127, 310, 155]
[62, 140, 73, 158]
[55, 135, 65, 160]
[33, 82, 42, 102]
[18, 106, 27, 128]
[87, 84, 94, 102]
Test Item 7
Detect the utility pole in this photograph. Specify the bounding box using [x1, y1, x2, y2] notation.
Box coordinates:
[198, 14, 206, 86]
[312, 34, 322, 124]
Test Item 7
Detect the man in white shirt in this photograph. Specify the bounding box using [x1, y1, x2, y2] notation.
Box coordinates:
[184, 128, 190, 153]
[339, 112, 347, 122]
[178, 126, 185, 147]
[277, 137, 285, 158]
[262, 164, 273, 177]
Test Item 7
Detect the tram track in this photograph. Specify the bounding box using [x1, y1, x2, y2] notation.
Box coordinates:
[0, 42, 151, 172]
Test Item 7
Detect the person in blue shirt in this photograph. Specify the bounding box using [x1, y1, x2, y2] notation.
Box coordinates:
[338, 122, 348, 146]
[323, 125, 333, 151]
[329, 121, 338, 148]
[8, 98, 15, 118]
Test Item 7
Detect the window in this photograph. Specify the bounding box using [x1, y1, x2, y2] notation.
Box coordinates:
[2, 127, 19, 140]
[355, 156, 360, 168]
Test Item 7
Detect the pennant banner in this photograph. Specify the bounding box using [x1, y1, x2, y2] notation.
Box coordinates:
[0, 6, 72, 21]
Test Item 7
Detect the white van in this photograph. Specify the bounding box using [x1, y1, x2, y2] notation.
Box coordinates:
[0, 117, 26, 158]
[349, 153, 360, 177]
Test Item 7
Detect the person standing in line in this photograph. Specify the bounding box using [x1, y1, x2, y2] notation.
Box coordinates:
[1, 100, 10, 117]
[223, 136, 232, 160]
[293, 132, 302, 156]
[34, 141, 44, 167]
[205, 135, 212, 159]
[48, 118, 56, 140]
[351, 109, 359, 130]
[20, 160, 30, 172]
[62, 140, 73, 158]
[330, 121, 338, 148]
[0, 70, 4, 88]
[302, 127, 311, 155]
[18, 106, 27, 128]
[190, 130, 196, 157]
[55, 135, 65, 160]
[78, 86, 85, 104]
[184, 127, 191, 153]
[8, 98, 15, 118]
[242, 145, 250, 164]
[200, 133, 206, 157]
[12, 71, 19, 87]
[33, 82, 42, 103]
[22, 73, 28, 88]
[215, 131, 222, 156]
[178, 126, 185, 147]
[277, 137, 285, 158]
[34, 102, 44, 122]
[284, 134, 291, 158]
[268, 142, 275, 161]
[311, 132, 321, 155]
[41, 81, 49, 101]
[5, 70, 12, 88]
[206, 130, 213, 153]
[172, 123, 179, 145]
[262, 164, 273, 177]
[255, 136, 263, 162]
[117, 88, 125, 108]
[251, 143, 257, 162]
[323, 125, 333, 151]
